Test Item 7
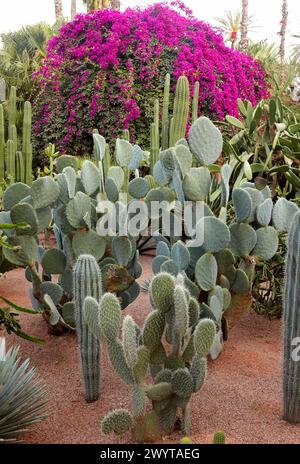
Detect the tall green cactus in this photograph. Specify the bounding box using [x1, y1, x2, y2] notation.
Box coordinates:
[162, 73, 170, 150]
[8, 86, 16, 128]
[170, 76, 190, 146]
[0, 104, 4, 183]
[6, 140, 15, 182]
[73, 254, 103, 402]
[0, 87, 32, 186]
[23, 101, 32, 185]
[192, 82, 200, 124]
[16, 151, 25, 183]
[283, 211, 300, 423]
[150, 99, 160, 174]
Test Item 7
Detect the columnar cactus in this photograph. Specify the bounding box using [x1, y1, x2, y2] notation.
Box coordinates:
[84, 272, 216, 441]
[283, 211, 300, 423]
[150, 99, 160, 174]
[0, 104, 4, 183]
[74, 254, 103, 402]
[22, 101, 32, 185]
[162, 73, 170, 151]
[170, 76, 190, 146]
[0, 87, 32, 186]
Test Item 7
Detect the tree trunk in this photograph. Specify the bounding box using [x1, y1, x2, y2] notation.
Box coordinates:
[71, 0, 77, 20]
[279, 0, 289, 86]
[110, 0, 120, 9]
[240, 0, 249, 52]
[54, 0, 63, 20]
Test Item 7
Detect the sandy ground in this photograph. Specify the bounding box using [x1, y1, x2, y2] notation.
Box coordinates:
[2, 256, 300, 445]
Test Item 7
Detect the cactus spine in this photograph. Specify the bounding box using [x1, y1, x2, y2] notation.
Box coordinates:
[170, 76, 190, 146]
[283, 211, 300, 423]
[74, 254, 103, 402]
[150, 99, 160, 174]
[162, 73, 170, 150]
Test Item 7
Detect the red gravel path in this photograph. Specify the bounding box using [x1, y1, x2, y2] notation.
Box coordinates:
[2, 256, 300, 444]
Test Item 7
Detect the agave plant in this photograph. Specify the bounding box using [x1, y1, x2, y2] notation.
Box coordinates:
[0, 338, 47, 443]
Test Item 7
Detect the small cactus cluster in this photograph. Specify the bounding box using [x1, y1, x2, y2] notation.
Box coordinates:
[283, 211, 300, 423]
[0, 86, 33, 186]
[84, 272, 216, 441]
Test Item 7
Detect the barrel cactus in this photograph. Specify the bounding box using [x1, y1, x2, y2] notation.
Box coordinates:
[84, 272, 216, 441]
[283, 211, 300, 423]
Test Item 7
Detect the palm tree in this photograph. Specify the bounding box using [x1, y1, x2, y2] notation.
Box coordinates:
[279, 0, 289, 85]
[71, 0, 77, 20]
[240, 0, 249, 52]
[82, 0, 111, 12]
[54, 0, 63, 21]
[291, 32, 300, 61]
[216, 11, 241, 49]
[110, 0, 120, 9]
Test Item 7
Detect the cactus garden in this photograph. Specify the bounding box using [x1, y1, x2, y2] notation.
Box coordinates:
[0, 0, 300, 447]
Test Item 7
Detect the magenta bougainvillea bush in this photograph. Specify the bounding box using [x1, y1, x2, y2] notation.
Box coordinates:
[33, 1, 269, 159]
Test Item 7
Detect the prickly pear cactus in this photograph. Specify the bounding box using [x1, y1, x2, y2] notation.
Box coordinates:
[0, 142, 143, 333]
[84, 272, 216, 441]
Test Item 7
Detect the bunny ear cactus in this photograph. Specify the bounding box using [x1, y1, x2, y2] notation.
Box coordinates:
[150, 124, 294, 358]
[1, 139, 142, 333]
[84, 272, 215, 441]
[283, 211, 300, 423]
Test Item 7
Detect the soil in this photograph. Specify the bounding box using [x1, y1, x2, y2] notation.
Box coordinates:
[2, 256, 300, 445]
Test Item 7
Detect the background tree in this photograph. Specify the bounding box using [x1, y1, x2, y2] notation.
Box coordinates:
[291, 32, 300, 61]
[82, 0, 110, 12]
[240, 0, 249, 52]
[279, 0, 289, 85]
[54, 0, 64, 20]
[216, 11, 241, 49]
[110, 0, 120, 9]
[71, 0, 77, 20]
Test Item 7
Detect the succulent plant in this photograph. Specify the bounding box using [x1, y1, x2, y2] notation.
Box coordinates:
[283, 211, 300, 423]
[0, 338, 47, 443]
[74, 255, 103, 402]
[213, 431, 226, 444]
[0, 86, 32, 186]
[0, 146, 142, 333]
[147, 90, 298, 358]
[84, 272, 215, 441]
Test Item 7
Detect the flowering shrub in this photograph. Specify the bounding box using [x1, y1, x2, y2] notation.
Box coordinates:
[33, 1, 269, 160]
